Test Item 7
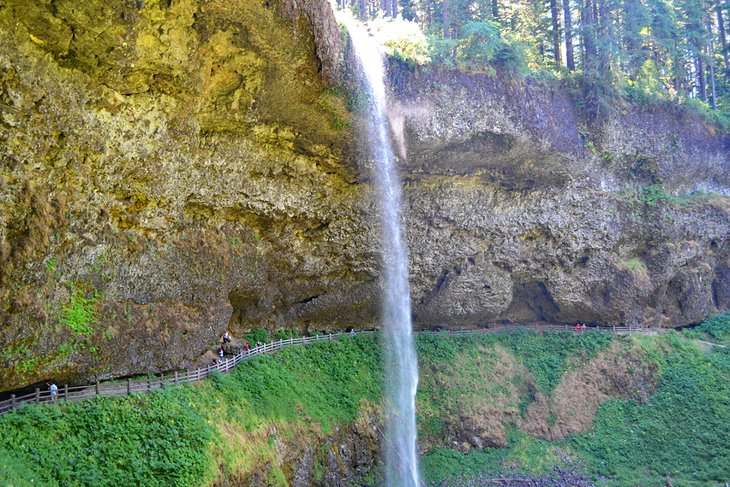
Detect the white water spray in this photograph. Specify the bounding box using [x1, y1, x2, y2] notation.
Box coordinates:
[337, 14, 421, 487]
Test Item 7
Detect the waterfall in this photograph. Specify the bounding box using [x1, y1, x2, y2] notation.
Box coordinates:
[338, 14, 421, 487]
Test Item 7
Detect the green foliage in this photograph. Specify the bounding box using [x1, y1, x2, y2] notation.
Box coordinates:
[0, 390, 214, 486]
[568, 341, 730, 484]
[698, 313, 730, 344]
[417, 330, 613, 398]
[423, 22, 528, 77]
[421, 447, 506, 484]
[2, 329, 728, 486]
[640, 183, 670, 206]
[623, 258, 646, 272]
[244, 327, 269, 344]
[370, 17, 431, 66]
[0, 336, 384, 486]
[60, 289, 97, 336]
[691, 312, 730, 345]
[222, 335, 382, 431]
[422, 430, 561, 484]
[273, 328, 301, 340]
[682, 97, 730, 132]
[456, 21, 504, 70]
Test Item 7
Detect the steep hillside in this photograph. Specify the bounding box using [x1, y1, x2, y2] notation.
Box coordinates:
[1, 317, 728, 485]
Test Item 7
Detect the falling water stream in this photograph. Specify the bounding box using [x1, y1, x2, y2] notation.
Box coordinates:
[337, 14, 421, 487]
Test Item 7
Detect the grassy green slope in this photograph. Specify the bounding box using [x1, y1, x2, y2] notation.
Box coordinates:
[1, 315, 729, 486]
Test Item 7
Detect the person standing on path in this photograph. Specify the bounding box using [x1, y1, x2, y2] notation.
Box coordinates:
[49, 383, 58, 401]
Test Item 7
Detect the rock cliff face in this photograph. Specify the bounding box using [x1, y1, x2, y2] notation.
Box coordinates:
[389, 68, 729, 329]
[0, 0, 728, 390]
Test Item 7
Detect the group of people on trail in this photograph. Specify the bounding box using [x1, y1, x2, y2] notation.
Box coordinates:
[575, 322, 587, 332]
[212, 331, 251, 364]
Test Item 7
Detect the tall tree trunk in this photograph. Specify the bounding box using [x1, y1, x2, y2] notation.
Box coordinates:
[381, 0, 392, 17]
[492, 0, 500, 21]
[391, 0, 398, 17]
[707, 20, 718, 108]
[550, 0, 563, 67]
[696, 53, 707, 102]
[718, 3, 729, 69]
[563, 0, 576, 70]
[597, 0, 611, 76]
[358, 0, 366, 20]
[582, 0, 597, 69]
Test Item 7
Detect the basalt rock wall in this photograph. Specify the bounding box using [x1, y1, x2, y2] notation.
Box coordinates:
[389, 66, 729, 329]
[0, 0, 728, 391]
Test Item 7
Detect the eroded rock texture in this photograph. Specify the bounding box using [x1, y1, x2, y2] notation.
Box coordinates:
[0, 0, 728, 390]
[390, 67, 729, 330]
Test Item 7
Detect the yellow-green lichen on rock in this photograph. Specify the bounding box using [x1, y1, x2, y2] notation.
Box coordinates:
[0, 0, 369, 391]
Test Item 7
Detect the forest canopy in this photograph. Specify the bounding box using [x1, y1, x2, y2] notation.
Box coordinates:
[337, 0, 730, 121]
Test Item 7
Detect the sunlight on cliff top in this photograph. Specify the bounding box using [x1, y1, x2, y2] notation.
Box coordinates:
[334, 8, 430, 66]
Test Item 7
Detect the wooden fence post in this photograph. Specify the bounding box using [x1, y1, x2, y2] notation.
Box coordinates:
[174, 371, 178, 384]
[64, 384, 69, 402]
[127, 378, 132, 395]
[95, 380, 100, 397]
[160, 374, 165, 389]
[612, 326, 616, 333]
[147, 376, 152, 391]
[35, 388, 40, 403]
[10, 394, 15, 410]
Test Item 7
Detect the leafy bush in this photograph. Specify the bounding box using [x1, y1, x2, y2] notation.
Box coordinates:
[695, 312, 730, 345]
[371, 17, 430, 66]
[457, 21, 504, 70]
[244, 327, 269, 344]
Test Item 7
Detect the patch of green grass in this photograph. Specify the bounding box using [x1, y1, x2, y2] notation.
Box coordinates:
[567, 339, 730, 485]
[421, 447, 507, 485]
[0, 388, 215, 486]
[640, 183, 671, 206]
[0, 335, 383, 486]
[623, 257, 646, 272]
[422, 429, 563, 484]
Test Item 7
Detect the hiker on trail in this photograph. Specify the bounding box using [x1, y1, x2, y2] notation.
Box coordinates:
[350, 329, 355, 337]
[218, 347, 225, 361]
[48, 382, 58, 400]
[244, 340, 251, 352]
[581, 323, 586, 332]
[575, 323, 581, 333]
[223, 331, 231, 344]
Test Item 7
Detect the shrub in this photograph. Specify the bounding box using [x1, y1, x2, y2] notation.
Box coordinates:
[371, 17, 431, 66]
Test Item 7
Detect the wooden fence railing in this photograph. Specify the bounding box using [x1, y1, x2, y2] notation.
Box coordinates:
[0, 324, 660, 416]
